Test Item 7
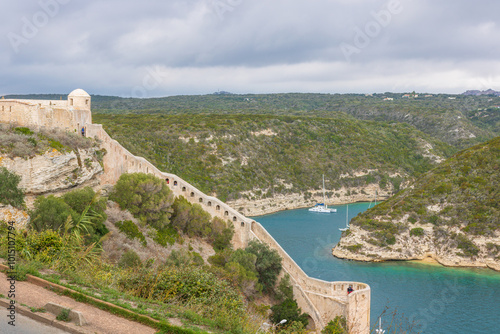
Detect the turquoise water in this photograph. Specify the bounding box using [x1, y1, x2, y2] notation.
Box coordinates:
[253, 203, 500, 334]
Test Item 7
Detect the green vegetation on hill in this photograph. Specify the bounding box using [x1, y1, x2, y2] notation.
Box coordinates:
[30, 187, 109, 244]
[351, 136, 500, 255]
[7, 92, 499, 148]
[94, 114, 455, 202]
[86, 93, 500, 148]
[0, 172, 307, 333]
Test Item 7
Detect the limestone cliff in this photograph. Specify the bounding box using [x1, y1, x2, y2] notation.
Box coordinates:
[1, 148, 103, 198]
[0, 148, 103, 227]
[332, 223, 500, 272]
[228, 183, 394, 217]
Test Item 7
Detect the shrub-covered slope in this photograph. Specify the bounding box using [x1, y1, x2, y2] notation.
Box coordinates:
[333, 137, 500, 270]
[94, 114, 455, 203]
[88, 93, 500, 148]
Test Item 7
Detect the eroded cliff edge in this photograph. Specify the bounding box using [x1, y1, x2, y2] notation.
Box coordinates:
[332, 224, 500, 272]
[0, 148, 103, 227]
[332, 137, 500, 272]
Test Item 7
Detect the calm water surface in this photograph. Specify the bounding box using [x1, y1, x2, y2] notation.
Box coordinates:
[252, 203, 500, 334]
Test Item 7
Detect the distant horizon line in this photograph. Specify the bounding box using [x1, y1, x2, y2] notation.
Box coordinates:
[3, 89, 499, 99]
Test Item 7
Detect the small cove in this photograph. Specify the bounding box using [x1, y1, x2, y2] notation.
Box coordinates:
[253, 203, 500, 334]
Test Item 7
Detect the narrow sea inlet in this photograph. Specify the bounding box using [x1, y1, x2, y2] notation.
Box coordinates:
[253, 203, 500, 334]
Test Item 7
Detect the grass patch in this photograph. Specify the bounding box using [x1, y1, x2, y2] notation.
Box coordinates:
[345, 244, 363, 253]
[56, 308, 71, 322]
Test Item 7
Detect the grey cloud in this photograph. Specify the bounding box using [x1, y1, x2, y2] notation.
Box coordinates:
[1, 0, 500, 95]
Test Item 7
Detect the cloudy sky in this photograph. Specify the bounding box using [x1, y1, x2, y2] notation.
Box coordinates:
[1, 0, 499, 97]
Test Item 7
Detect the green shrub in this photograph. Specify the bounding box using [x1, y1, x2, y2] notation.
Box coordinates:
[27, 137, 37, 147]
[0, 167, 25, 208]
[410, 227, 425, 237]
[245, 240, 282, 293]
[110, 173, 174, 229]
[30, 189, 109, 245]
[211, 217, 234, 250]
[191, 251, 204, 266]
[171, 196, 234, 249]
[14, 127, 34, 136]
[153, 226, 178, 247]
[62, 187, 108, 243]
[30, 195, 77, 232]
[171, 197, 210, 237]
[346, 244, 363, 252]
[165, 249, 195, 267]
[119, 250, 142, 268]
[270, 298, 309, 328]
[115, 220, 146, 246]
[277, 321, 308, 334]
[322, 316, 347, 334]
[486, 243, 500, 255]
[56, 308, 71, 322]
[208, 248, 233, 267]
[26, 230, 64, 263]
[275, 274, 294, 302]
[456, 234, 479, 257]
[49, 140, 65, 151]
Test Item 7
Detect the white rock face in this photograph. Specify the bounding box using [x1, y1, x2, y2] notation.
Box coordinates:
[228, 184, 394, 217]
[332, 224, 500, 272]
[0, 148, 103, 196]
[0, 205, 30, 229]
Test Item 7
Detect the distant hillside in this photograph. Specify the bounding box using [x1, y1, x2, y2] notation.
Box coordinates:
[90, 93, 499, 149]
[333, 136, 500, 271]
[94, 114, 455, 206]
[6, 92, 499, 148]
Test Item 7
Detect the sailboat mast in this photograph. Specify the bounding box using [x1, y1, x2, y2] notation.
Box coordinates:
[322, 174, 326, 208]
[346, 204, 349, 227]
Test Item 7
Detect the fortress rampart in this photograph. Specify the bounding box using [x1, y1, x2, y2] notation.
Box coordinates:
[0, 90, 91, 133]
[1, 90, 371, 333]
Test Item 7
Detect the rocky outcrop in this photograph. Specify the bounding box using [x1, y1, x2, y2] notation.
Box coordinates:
[0, 148, 103, 207]
[228, 184, 392, 216]
[0, 205, 30, 229]
[332, 224, 500, 272]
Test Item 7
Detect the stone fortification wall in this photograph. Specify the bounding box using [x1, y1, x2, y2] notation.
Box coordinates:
[86, 124, 253, 249]
[250, 223, 370, 331]
[86, 123, 371, 332]
[0, 99, 91, 133]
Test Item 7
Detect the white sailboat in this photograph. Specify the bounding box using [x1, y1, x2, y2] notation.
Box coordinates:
[339, 204, 350, 231]
[309, 175, 337, 213]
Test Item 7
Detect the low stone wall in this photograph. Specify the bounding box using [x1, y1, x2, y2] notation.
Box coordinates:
[85, 123, 371, 333]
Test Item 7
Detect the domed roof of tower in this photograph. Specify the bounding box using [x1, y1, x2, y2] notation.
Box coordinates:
[68, 89, 90, 97]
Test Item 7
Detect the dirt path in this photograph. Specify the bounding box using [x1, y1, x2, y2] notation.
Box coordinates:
[0, 272, 157, 334]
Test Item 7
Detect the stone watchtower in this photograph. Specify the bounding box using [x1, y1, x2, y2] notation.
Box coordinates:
[68, 89, 92, 135]
[68, 88, 91, 110]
